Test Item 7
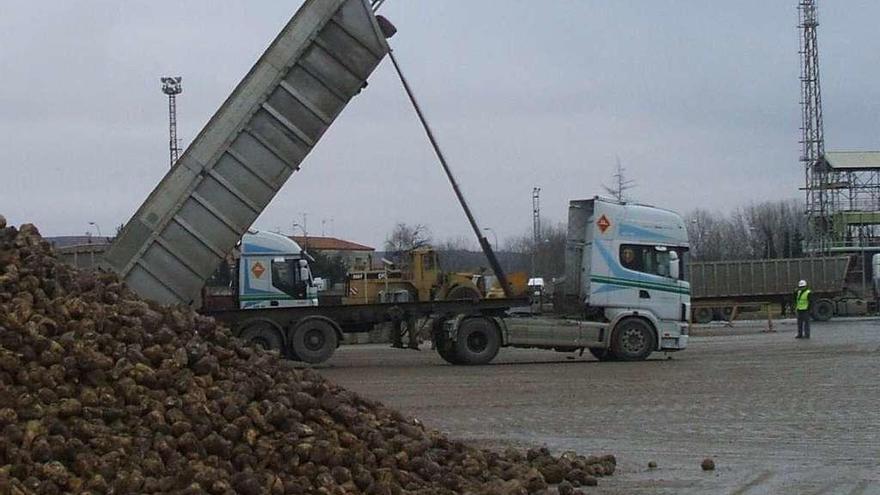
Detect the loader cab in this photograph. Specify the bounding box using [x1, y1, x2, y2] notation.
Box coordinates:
[237, 231, 318, 309]
[407, 248, 442, 300]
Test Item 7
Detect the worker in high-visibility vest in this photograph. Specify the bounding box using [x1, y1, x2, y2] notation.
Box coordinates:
[795, 279, 812, 339]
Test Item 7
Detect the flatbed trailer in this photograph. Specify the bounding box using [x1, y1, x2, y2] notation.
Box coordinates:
[205, 297, 528, 364]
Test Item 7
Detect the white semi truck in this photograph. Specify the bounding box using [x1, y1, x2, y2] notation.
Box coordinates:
[498, 197, 690, 362]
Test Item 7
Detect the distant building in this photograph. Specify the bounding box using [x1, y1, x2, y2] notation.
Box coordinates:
[45, 236, 111, 248]
[289, 236, 375, 268]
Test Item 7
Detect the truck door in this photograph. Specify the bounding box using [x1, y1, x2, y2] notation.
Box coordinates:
[240, 256, 273, 309]
[269, 258, 314, 308]
[618, 244, 683, 321]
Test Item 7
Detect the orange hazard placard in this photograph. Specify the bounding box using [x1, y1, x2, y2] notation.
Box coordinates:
[251, 262, 266, 278]
[597, 214, 611, 233]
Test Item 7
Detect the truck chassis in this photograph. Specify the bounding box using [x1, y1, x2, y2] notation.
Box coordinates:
[206, 297, 528, 365]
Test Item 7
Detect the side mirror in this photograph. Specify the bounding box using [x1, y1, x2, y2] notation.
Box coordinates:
[297, 259, 311, 284]
[669, 251, 680, 280]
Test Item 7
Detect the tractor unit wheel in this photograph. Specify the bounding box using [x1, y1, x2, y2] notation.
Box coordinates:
[290, 318, 339, 364]
[610, 318, 656, 361]
[589, 347, 618, 362]
[453, 317, 501, 365]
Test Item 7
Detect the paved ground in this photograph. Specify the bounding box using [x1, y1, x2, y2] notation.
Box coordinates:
[316, 318, 880, 494]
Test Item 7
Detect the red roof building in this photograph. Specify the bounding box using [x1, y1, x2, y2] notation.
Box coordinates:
[289, 236, 375, 268]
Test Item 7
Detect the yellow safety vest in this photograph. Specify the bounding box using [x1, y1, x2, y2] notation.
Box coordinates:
[796, 289, 811, 311]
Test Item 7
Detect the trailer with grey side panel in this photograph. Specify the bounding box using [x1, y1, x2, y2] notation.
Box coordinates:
[688, 256, 855, 322]
[103, 0, 392, 308]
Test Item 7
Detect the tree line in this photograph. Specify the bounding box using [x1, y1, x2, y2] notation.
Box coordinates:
[685, 199, 805, 261]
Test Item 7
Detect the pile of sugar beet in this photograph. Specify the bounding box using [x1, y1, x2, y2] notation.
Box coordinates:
[0, 216, 616, 495]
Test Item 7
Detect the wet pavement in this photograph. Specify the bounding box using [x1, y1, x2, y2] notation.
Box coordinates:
[319, 318, 880, 494]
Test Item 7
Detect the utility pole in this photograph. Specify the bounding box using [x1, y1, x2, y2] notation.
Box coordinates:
[532, 187, 541, 245]
[532, 187, 541, 276]
[160, 76, 183, 167]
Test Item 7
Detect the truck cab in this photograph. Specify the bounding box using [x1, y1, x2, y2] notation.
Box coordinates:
[505, 197, 691, 360]
[574, 198, 690, 352]
[237, 231, 318, 309]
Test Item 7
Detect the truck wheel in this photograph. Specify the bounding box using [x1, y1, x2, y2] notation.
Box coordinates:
[719, 307, 734, 321]
[290, 318, 338, 364]
[454, 317, 500, 365]
[239, 321, 284, 353]
[811, 299, 834, 322]
[444, 286, 481, 301]
[588, 347, 617, 362]
[435, 337, 461, 365]
[611, 318, 655, 361]
[692, 307, 713, 324]
[431, 318, 461, 365]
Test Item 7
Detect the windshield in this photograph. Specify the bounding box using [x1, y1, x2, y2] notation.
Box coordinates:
[271, 259, 304, 297]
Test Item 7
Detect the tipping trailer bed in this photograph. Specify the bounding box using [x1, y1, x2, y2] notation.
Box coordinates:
[103, 0, 390, 307]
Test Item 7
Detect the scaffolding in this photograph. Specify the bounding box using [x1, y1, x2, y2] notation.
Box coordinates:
[799, 1, 880, 253]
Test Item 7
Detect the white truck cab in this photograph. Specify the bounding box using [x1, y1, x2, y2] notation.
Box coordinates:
[506, 197, 689, 361]
[573, 198, 690, 353]
[237, 231, 318, 309]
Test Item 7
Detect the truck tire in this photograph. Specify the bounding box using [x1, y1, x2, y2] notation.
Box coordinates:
[435, 336, 462, 365]
[588, 347, 617, 362]
[719, 306, 734, 321]
[811, 298, 834, 322]
[290, 318, 339, 364]
[692, 307, 713, 324]
[431, 318, 461, 365]
[610, 318, 655, 361]
[240, 321, 284, 353]
[444, 285, 481, 301]
[454, 317, 501, 365]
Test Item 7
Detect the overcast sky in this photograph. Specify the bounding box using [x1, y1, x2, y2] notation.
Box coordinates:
[2, 1, 879, 249]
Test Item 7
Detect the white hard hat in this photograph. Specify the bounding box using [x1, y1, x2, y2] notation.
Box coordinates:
[798, 279, 807, 288]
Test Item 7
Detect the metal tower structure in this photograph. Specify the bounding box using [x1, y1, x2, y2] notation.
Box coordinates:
[160, 76, 183, 167]
[798, 0, 833, 251]
[799, 2, 880, 253]
[532, 187, 541, 244]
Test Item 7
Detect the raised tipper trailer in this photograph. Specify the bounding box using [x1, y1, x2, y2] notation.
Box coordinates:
[104, 0, 393, 307]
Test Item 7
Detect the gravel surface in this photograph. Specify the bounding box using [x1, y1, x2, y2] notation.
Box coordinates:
[319, 318, 880, 494]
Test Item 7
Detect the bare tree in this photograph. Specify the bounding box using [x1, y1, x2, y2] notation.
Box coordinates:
[505, 220, 567, 279]
[685, 200, 805, 261]
[383, 223, 432, 264]
[602, 157, 636, 201]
